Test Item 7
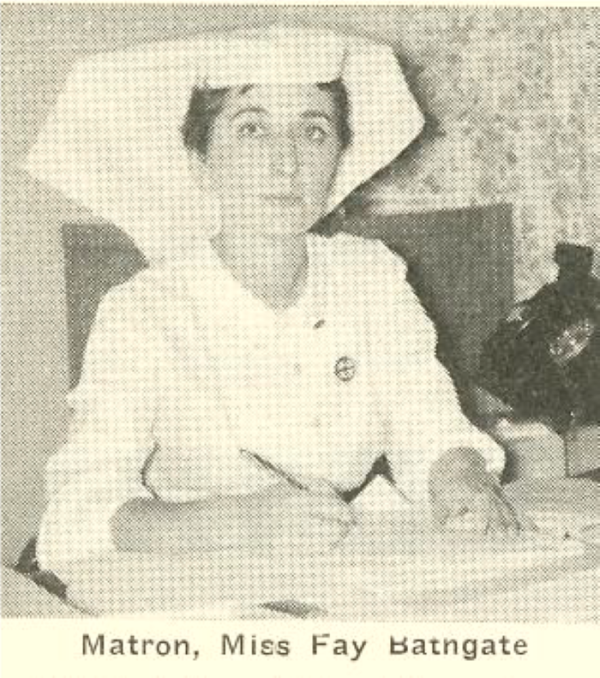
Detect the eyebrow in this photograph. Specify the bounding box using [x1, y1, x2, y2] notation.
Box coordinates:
[229, 107, 335, 125]
[300, 111, 335, 125]
[230, 106, 267, 121]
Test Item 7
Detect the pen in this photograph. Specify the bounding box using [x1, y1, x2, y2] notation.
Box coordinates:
[239, 448, 310, 493]
[239, 448, 356, 526]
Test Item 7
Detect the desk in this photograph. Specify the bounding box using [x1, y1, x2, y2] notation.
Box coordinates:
[472, 387, 600, 481]
[57, 479, 600, 622]
[567, 426, 600, 477]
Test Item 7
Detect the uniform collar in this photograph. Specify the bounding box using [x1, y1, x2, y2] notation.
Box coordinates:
[180, 234, 327, 329]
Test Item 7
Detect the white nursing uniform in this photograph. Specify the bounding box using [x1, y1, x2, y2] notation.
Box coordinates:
[38, 233, 505, 570]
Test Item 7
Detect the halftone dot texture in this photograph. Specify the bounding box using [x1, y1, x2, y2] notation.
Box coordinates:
[37, 231, 544, 620]
[23, 25, 423, 263]
[5, 8, 599, 621]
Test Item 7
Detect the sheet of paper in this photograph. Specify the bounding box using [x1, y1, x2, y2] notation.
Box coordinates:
[505, 477, 600, 538]
[62, 507, 591, 620]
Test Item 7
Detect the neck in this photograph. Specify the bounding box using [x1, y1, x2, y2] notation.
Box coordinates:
[210, 231, 309, 310]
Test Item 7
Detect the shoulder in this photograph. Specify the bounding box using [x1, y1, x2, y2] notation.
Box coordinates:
[312, 233, 435, 343]
[94, 264, 183, 332]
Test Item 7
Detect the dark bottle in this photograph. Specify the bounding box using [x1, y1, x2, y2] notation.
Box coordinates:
[479, 243, 600, 433]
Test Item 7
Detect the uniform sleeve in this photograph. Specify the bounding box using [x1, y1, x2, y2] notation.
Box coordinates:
[371, 242, 506, 506]
[37, 280, 161, 572]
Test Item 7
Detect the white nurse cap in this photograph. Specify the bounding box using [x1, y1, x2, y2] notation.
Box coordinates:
[24, 25, 424, 263]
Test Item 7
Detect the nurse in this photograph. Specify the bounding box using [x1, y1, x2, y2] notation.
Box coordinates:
[25, 26, 521, 574]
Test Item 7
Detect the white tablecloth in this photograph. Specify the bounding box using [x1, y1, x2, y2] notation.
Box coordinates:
[53, 478, 600, 622]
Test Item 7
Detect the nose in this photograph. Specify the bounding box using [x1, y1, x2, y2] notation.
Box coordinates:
[270, 133, 299, 178]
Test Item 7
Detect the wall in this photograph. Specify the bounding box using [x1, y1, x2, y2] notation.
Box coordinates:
[348, 7, 599, 299]
[1, 4, 598, 564]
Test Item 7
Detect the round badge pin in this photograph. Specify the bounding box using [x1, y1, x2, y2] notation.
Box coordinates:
[334, 356, 357, 382]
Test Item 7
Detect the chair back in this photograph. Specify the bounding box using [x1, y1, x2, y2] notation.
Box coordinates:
[62, 223, 148, 387]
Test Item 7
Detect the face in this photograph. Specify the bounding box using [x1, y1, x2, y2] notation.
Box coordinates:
[202, 84, 345, 237]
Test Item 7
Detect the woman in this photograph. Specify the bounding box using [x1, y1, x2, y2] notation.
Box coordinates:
[25, 26, 520, 577]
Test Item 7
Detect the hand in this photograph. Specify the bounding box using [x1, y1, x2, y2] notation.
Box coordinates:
[242, 477, 356, 552]
[429, 448, 529, 534]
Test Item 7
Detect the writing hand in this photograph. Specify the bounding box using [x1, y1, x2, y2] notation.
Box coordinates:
[429, 448, 532, 534]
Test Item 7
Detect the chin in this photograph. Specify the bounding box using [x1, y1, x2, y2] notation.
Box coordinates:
[255, 208, 315, 236]
[260, 226, 312, 238]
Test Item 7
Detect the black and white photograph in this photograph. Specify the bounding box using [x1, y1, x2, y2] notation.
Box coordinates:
[2, 1, 600, 635]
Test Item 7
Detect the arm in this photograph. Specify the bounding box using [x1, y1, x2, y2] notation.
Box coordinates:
[372, 243, 519, 530]
[111, 480, 354, 553]
[110, 495, 248, 552]
[38, 281, 161, 571]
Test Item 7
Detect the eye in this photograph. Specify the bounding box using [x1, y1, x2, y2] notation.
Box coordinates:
[303, 124, 329, 144]
[237, 121, 267, 139]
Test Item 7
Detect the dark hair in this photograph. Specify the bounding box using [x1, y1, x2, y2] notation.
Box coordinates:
[181, 80, 352, 156]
